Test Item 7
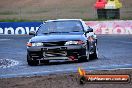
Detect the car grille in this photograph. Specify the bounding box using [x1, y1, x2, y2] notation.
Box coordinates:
[44, 51, 67, 57]
[43, 41, 66, 47]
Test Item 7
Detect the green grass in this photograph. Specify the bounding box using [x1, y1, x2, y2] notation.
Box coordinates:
[0, 11, 17, 15]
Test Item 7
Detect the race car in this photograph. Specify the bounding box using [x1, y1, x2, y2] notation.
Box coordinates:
[27, 19, 98, 66]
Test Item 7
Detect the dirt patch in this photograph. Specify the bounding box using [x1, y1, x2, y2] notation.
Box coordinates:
[0, 69, 132, 88]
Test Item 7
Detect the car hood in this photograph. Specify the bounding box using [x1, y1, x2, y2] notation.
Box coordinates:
[30, 34, 86, 42]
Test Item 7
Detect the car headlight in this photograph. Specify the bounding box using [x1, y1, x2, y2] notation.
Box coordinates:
[65, 40, 84, 45]
[27, 42, 43, 47]
[32, 43, 43, 46]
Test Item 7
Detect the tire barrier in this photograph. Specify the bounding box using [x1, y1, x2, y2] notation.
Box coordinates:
[94, 0, 122, 19]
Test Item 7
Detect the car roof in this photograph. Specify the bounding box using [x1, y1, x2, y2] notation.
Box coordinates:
[44, 19, 83, 23]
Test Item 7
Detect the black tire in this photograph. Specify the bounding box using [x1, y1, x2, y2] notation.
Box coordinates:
[41, 60, 49, 64]
[27, 54, 39, 66]
[90, 47, 98, 60]
[85, 48, 90, 61]
[78, 45, 90, 62]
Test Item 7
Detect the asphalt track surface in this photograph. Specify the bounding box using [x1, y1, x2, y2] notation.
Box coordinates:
[0, 35, 132, 78]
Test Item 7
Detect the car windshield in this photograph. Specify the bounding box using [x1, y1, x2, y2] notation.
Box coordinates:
[37, 20, 84, 35]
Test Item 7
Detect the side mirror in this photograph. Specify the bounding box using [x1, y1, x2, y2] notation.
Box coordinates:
[86, 28, 93, 33]
[29, 31, 36, 36]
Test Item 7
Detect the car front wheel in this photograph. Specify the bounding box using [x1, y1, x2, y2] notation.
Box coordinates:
[27, 54, 39, 66]
[85, 45, 90, 61]
[90, 45, 98, 59]
[78, 45, 90, 62]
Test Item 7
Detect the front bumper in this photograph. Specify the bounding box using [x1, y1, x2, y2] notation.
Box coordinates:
[27, 45, 86, 60]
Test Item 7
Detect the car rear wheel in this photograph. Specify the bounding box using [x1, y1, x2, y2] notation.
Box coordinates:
[27, 54, 39, 66]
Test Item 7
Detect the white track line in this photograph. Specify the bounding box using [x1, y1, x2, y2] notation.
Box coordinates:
[0, 59, 19, 68]
[118, 41, 132, 44]
[0, 39, 11, 41]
